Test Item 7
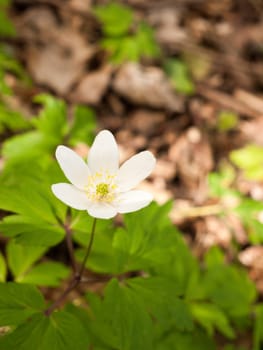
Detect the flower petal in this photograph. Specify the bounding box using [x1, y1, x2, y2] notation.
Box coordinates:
[87, 203, 117, 219]
[117, 151, 156, 191]
[55, 145, 91, 189]
[51, 183, 91, 210]
[88, 130, 119, 174]
[115, 190, 153, 213]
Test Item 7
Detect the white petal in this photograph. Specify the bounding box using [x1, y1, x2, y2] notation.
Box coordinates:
[115, 190, 153, 213]
[55, 145, 90, 189]
[51, 183, 91, 210]
[88, 130, 119, 174]
[87, 203, 117, 219]
[117, 151, 156, 191]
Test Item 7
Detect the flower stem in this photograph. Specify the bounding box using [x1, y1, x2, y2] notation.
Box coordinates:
[44, 217, 97, 317]
[78, 218, 97, 278]
[65, 222, 77, 274]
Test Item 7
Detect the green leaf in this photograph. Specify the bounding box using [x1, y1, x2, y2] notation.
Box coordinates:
[20, 261, 70, 287]
[87, 279, 153, 350]
[0, 185, 58, 223]
[93, 3, 133, 36]
[203, 264, 257, 318]
[190, 302, 235, 338]
[164, 58, 195, 95]
[253, 304, 263, 350]
[208, 167, 236, 198]
[111, 202, 179, 273]
[156, 327, 216, 350]
[217, 111, 238, 132]
[102, 36, 140, 63]
[0, 251, 7, 282]
[69, 105, 96, 145]
[0, 283, 45, 326]
[2, 131, 46, 161]
[135, 22, 160, 59]
[0, 215, 65, 246]
[204, 246, 225, 268]
[0, 104, 30, 133]
[230, 144, 263, 180]
[6, 240, 47, 280]
[32, 94, 67, 139]
[127, 276, 193, 331]
[0, 9, 16, 37]
[0, 311, 89, 350]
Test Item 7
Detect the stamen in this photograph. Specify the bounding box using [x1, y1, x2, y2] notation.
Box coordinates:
[96, 183, 109, 197]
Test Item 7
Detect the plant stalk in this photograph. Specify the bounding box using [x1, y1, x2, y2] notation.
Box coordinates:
[44, 218, 97, 317]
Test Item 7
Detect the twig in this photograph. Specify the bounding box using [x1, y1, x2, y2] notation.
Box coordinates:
[176, 203, 223, 218]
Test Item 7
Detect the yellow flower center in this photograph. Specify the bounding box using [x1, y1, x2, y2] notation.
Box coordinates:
[85, 172, 117, 203]
[96, 183, 109, 198]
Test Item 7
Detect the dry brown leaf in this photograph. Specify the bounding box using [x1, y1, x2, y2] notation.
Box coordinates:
[70, 65, 113, 105]
[112, 63, 184, 112]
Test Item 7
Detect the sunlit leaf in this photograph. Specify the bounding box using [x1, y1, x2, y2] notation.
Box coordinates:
[0, 283, 45, 326]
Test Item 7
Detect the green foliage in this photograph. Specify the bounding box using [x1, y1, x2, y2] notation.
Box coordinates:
[93, 2, 160, 63]
[208, 166, 263, 244]
[2, 94, 96, 163]
[0, 3, 16, 37]
[0, 104, 31, 132]
[230, 144, 263, 180]
[0, 311, 89, 350]
[93, 2, 133, 37]
[164, 58, 195, 95]
[217, 110, 239, 131]
[0, 251, 6, 282]
[0, 283, 45, 326]
[5, 240, 69, 286]
[0, 90, 260, 349]
[0, 45, 29, 96]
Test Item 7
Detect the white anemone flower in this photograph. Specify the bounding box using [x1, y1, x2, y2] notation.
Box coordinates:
[52, 130, 156, 219]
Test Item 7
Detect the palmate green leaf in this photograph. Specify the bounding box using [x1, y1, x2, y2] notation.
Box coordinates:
[0, 311, 89, 350]
[253, 304, 263, 350]
[190, 302, 235, 338]
[203, 263, 257, 319]
[0, 185, 58, 224]
[0, 9, 16, 37]
[0, 215, 65, 246]
[93, 2, 133, 36]
[2, 95, 67, 162]
[32, 94, 67, 138]
[6, 240, 47, 279]
[127, 276, 194, 332]
[101, 36, 141, 63]
[156, 327, 216, 350]
[2, 130, 47, 161]
[0, 104, 30, 133]
[233, 198, 263, 244]
[0, 251, 7, 282]
[164, 58, 195, 95]
[0, 283, 45, 326]
[69, 105, 96, 146]
[0, 159, 67, 224]
[135, 22, 160, 59]
[112, 202, 179, 273]
[230, 144, 263, 180]
[87, 278, 153, 350]
[20, 261, 70, 287]
[217, 110, 238, 132]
